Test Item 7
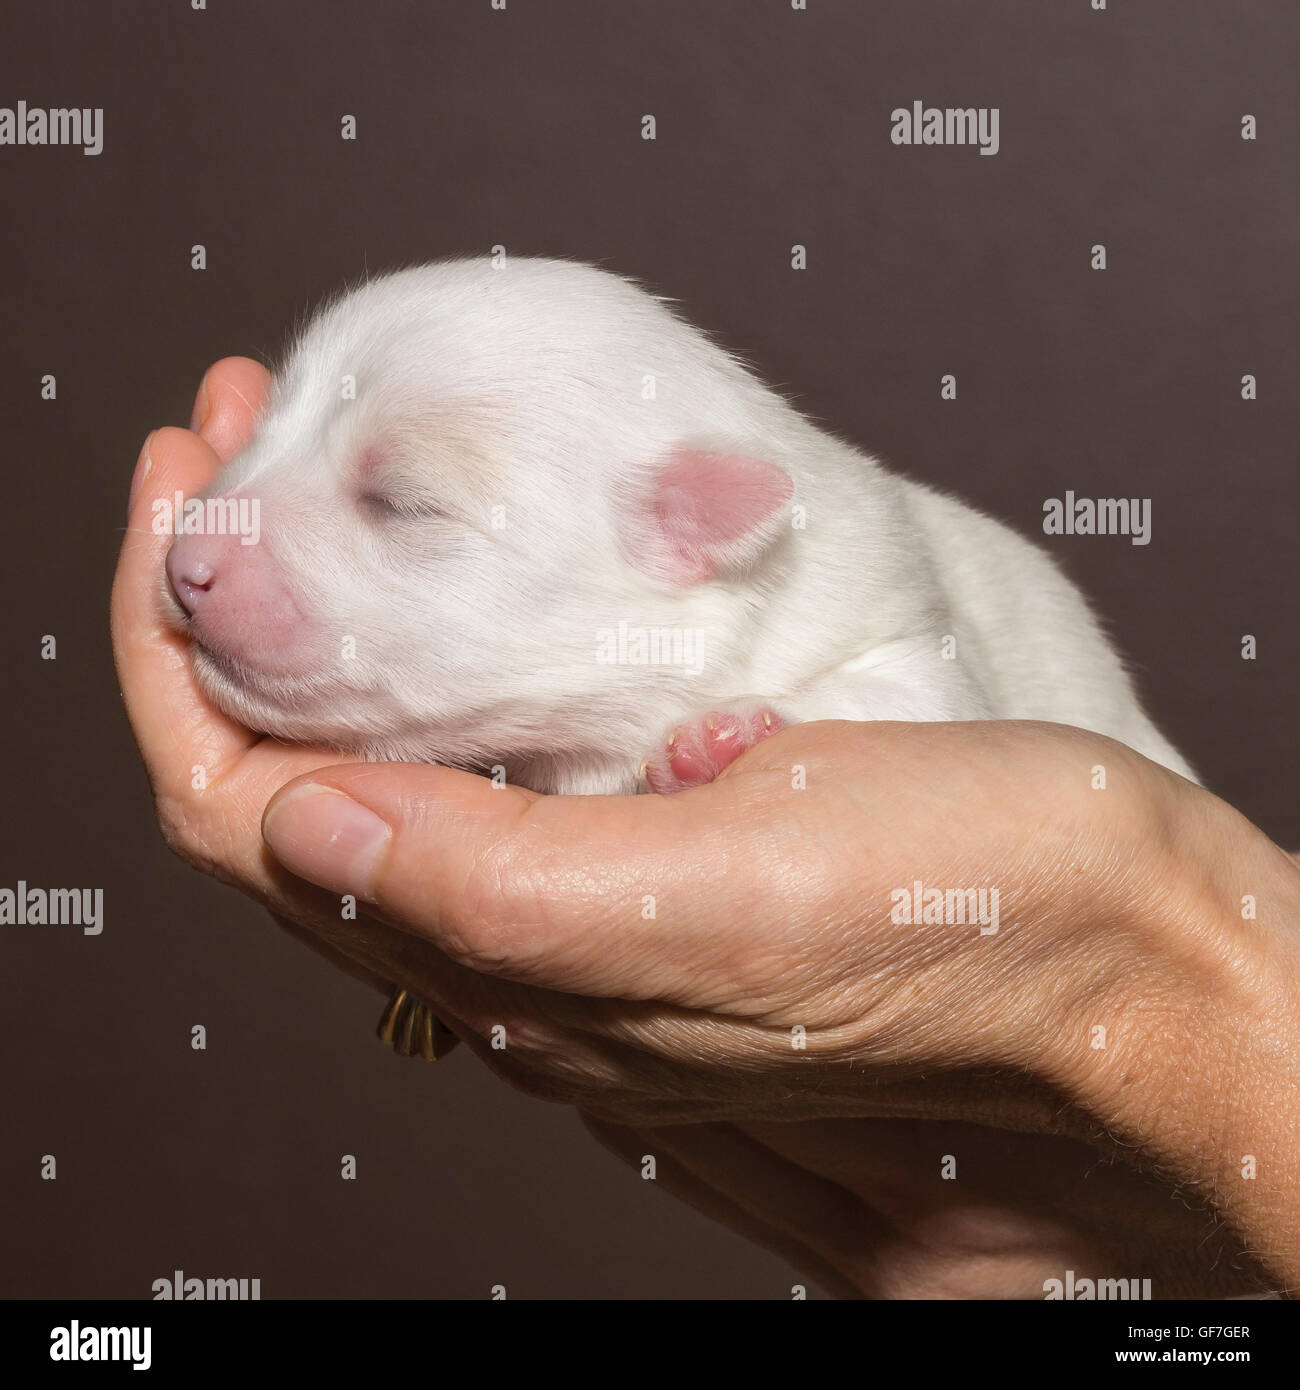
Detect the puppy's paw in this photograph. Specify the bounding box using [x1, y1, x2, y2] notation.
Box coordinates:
[642, 702, 789, 794]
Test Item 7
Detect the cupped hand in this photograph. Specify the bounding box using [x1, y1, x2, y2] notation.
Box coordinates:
[114, 361, 1285, 1298]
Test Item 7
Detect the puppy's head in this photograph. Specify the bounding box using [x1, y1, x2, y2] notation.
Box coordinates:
[163, 259, 794, 775]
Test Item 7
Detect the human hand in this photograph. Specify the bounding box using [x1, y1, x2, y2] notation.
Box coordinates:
[580, 1111, 1271, 1300]
[115, 359, 1300, 1296]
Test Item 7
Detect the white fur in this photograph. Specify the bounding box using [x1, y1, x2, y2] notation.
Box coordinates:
[187, 257, 1194, 791]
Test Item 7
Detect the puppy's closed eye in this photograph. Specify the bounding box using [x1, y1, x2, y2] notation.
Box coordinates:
[356, 444, 451, 522]
[358, 488, 447, 522]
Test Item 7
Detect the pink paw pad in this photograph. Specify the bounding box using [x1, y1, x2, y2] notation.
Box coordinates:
[643, 708, 786, 794]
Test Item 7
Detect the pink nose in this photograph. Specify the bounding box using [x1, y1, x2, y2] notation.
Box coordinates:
[166, 531, 309, 675]
[165, 536, 218, 617]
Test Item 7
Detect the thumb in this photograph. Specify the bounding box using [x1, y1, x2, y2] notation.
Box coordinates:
[260, 762, 759, 999]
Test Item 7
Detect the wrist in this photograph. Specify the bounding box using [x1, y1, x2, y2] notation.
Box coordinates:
[1048, 773, 1300, 1288]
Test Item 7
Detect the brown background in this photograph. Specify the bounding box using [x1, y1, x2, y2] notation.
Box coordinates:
[1, 0, 1295, 1298]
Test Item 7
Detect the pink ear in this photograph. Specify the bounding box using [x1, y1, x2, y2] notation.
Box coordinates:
[640, 448, 793, 584]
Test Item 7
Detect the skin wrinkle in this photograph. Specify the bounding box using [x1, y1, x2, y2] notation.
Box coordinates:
[343, 733, 1156, 1089]
[343, 739, 1117, 1106]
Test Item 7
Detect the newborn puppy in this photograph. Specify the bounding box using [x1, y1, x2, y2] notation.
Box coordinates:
[164, 257, 1193, 794]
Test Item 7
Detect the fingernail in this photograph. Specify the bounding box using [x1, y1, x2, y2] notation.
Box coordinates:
[263, 784, 392, 900]
[128, 432, 154, 520]
[190, 374, 211, 434]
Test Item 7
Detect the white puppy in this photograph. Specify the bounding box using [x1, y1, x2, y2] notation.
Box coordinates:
[164, 258, 1193, 793]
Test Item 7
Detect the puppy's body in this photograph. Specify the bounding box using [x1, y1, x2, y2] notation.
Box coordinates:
[165, 258, 1193, 791]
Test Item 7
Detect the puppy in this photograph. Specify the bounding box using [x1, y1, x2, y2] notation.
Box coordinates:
[164, 257, 1193, 794]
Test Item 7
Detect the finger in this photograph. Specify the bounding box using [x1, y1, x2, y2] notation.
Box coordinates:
[268, 910, 394, 998]
[263, 890, 671, 1100]
[113, 424, 352, 880]
[112, 358, 269, 798]
[112, 425, 262, 800]
[267, 909, 469, 1061]
[257, 758, 794, 1001]
[579, 1115, 868, 1299]
[190, 356, 272, 461]
[261, 871, 544, 1064]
